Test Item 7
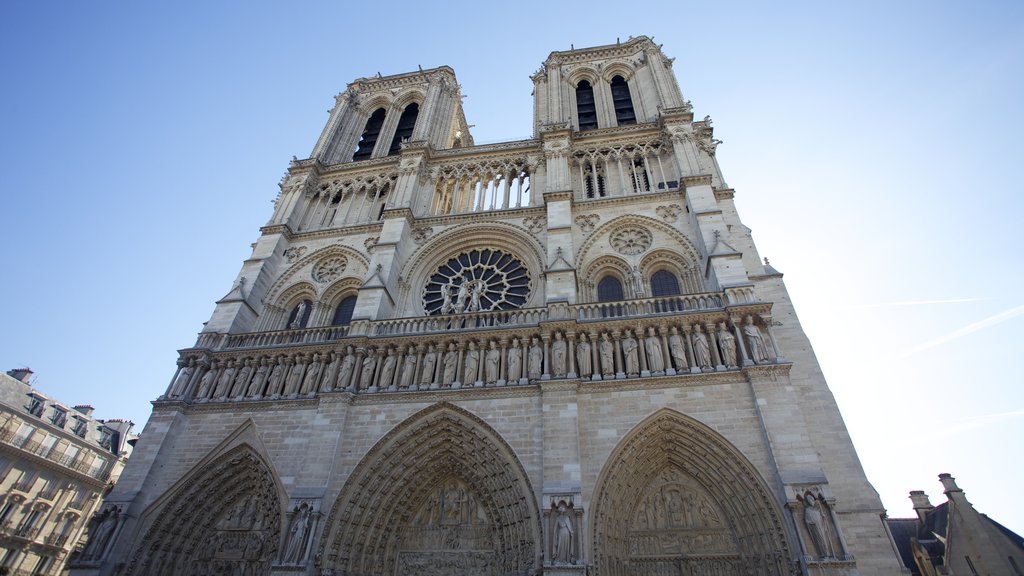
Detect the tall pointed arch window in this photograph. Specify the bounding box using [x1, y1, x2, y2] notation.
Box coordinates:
[353, 108, 386, 161]
[388, 103, 419, 155]
[332, 295, 357, 326]
[576, 80, 598, 131]
[650, 270, 681, 297]
[610, 75, 636, 125]
[597, 276, 624, 302]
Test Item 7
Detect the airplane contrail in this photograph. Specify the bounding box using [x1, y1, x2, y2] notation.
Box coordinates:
[856, 297, 986, 309]
[902, 304, 1024, 356]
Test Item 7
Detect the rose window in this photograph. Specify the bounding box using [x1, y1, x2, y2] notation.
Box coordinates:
[423, 249, 531, 314]
[610, 227, 652, 255]
[312, 256, 348, 283]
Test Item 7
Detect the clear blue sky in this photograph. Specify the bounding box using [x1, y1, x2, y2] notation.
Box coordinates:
[2, 1, 1022, 533]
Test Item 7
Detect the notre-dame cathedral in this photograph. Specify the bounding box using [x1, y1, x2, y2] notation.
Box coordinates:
[70, 37, 904, 576]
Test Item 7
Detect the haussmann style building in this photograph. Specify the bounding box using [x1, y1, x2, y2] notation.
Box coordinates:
[0, 368, 136, 575]
[70, 37, 910, 576]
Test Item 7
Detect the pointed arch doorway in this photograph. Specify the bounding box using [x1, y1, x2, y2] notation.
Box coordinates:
[319, 403, 541, 576]
[591, 409, 796, 576]
[125, 444, 284, 575]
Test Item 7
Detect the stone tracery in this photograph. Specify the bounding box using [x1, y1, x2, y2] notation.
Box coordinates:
[319, 403, 540, 576]
[423, 248, 531, 315]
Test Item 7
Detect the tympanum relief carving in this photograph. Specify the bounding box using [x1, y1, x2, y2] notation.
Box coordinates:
[627, 468, 735, 559]
[396, 477, 498, 576]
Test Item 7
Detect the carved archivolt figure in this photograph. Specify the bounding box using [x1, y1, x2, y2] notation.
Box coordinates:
[551, 332, 567, 377]
[803, 493, 832, 559]
[622, 330, 639, 375]
[288, 300, 308, 330]
[528, 337, 543, 379]
[82, 506, 119, 561]
[400, 346, 417, 388]
[668, 327, 687, 371]
[379, 349, 397, 389]
[442, 344, 458, 385]
[744, 315, 769, 363]
[553, 503, 575, 564]
[467, 281, 483, 312]
[508, 338, 523, 381]
[283, 503, 312, 564]
[599, 333, 614, 375]
[359, 350, 378, 390]
[717, 322, 737, 367]
[169, 358, 195, 398]
[576, 334, 592, 377]
[247, 357, 270, 397]
[214, 360, 237, 399]
[284, 357, 304, 396]
[645, 327, 664, 372]
[301, 354, 322, 395]
[464, 342, 480, 383]
[338, 346, 356, 390]
[231, 358, 254, 397]
[266, 357, 286, 396]
[692, 327, 711, 369]
[440, 283, 455, 314]
[455, 281, 469, 312]
[196, 361, 218, 399]
[485, 341, 500, 382]
[421, 344, 438, 385]
[320, 352, 340, 392]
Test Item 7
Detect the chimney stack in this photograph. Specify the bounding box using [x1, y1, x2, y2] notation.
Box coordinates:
[6, 368, 33, 384]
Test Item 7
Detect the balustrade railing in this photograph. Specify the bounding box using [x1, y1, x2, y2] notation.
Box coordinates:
[220, 325, 351, 350]
[373, 307, 547, 336]
[575, 293, 724, 321]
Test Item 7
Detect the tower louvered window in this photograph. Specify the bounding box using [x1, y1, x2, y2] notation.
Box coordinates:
[352, 108, 386, 161]
[388, 103, 419, 155]
[610, 75, 636, 125]
[576, 81, 598, 131]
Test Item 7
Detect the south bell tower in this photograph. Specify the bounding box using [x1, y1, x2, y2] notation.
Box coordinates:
[74, 37, 902, 576]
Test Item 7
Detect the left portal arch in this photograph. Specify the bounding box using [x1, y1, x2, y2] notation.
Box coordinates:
[320, 403, 541, 576]
[125, 444, 283, 575]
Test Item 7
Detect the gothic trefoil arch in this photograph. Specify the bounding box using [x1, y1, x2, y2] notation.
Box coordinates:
[124, 444, 284, 576]
[591, 409, 797, 576]
[319, 403, 541, 576]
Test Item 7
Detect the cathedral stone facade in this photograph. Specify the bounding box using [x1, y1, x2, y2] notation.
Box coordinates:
[71, 37, 904, 576]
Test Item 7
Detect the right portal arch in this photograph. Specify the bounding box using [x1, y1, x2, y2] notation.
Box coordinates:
[591, 409, 797, 576]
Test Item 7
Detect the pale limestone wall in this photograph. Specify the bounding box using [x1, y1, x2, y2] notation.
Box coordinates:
[81, 37, 907, 576]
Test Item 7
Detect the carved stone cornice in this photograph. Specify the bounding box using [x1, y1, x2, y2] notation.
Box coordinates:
[659, 106, 695, 124]
[412, 205, 546, 228]
[714, 188, 735, 201]
[431, 138, 540, 159]
[543, 190, 573, 203]
[262, 221, 385, 243]
[346, 66, 457, 93]
[681, 174, 714, 187]
[349, 383, 539, 405]
[573, 189, 685, 211]
[571, 122, 661, 142]
[545, 36, 656, 66]
[742, 363, 794, 382]
[153, 396, 320, 414]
